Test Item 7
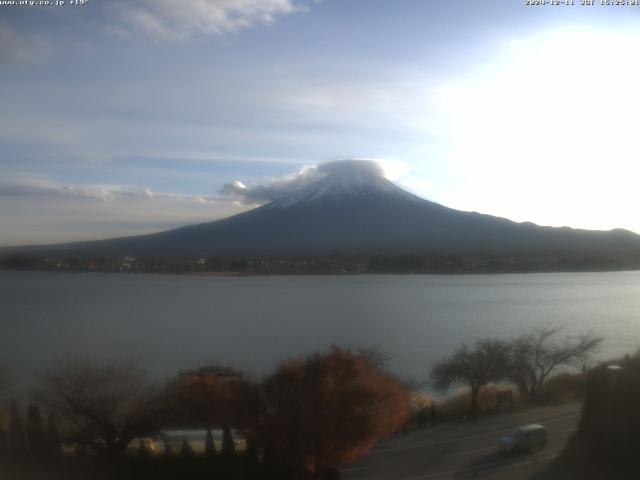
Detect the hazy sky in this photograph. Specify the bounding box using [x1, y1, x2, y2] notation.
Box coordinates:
[2, 0, 640, 246]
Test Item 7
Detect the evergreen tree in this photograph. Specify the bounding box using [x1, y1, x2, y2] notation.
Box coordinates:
[243, 435, 260, 474]
[9, 400, 27, 459]
[75, 443, 88, 461]
[221, 424, 236, 460]
[204, 427, 217, 459]
[46, 413, 62, 460]
[26, 403, 45, 459]
[161, 440, 174, 459]
[179, 437, 195, 460]
[137, 438, 151, 458]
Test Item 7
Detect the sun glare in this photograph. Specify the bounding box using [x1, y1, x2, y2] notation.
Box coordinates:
[376, 158, 410, 181]
[437, 26, 640, 232]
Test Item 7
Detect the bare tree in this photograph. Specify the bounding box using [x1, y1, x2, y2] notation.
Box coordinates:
[356, 346, 393, 372]
[37, 359, 165, 459]
[431, 339, 511, 415]
[508, 325, 602, 400]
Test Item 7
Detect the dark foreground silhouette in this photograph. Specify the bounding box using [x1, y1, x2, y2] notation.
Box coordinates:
[0, 455, 341, 480]
[0, 347, 408, 480]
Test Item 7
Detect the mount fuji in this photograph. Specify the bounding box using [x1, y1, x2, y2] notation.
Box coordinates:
[7, 160, 640, 261]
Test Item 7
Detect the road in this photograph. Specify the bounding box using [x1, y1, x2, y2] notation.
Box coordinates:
[341, 403, 581, 480]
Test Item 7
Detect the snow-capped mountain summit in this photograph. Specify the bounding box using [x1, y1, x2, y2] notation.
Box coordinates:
[266, 160, 420, 209]
[9, 160, 640, 260]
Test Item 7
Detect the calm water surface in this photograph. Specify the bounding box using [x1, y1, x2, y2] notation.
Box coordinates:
[2, 270, 640, 387]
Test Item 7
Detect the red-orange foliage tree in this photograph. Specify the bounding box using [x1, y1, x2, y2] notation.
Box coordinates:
[175, 379, 234, 429]
[261, 347, 409, 476]
[170, 374, 263, 463]
[172, 375, 262, 430]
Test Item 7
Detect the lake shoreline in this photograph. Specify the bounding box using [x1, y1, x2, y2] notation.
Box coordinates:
[4, 266, 640, 277]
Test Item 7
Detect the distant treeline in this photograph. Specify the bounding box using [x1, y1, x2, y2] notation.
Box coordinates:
[3, 252, 640, 274]
[368, 253, 640, 273]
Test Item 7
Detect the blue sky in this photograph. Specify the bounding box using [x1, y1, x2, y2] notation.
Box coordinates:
[2, 0, 640, 245]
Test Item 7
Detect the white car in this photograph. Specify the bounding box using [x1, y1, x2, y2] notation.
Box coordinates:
[498, 424, 548, 453]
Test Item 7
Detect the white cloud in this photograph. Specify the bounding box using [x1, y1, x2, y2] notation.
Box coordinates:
[219, 164, 322, 204]
[109, 0, 303, 40]
[0, 178, 155, 201]
[219, 158, 398, 204]
[0, 20, 53, 64]
[0, 177, 231, 204]
[0, 178, 250, 246]
[0, 195, 248, 247]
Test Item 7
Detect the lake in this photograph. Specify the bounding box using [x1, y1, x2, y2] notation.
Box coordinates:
[2, 270, 640, 390]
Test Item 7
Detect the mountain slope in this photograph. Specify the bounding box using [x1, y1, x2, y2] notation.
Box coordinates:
[7, 161, 640, 259]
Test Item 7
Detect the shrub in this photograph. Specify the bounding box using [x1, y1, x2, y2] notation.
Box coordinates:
[537, 372, 586, 404]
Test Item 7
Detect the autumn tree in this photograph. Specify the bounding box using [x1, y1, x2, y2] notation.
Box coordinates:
[170, 373, 235, 426]
[37, 359, 165, 459]
[261, 346, 409, 478]
[170, 371, 262, 464]
[431, 339, 511, 415]
[508, 325, 602, 400]
[169, 375, 233, 463]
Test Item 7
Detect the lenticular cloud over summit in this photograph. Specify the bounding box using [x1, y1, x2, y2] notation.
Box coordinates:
[318, 159, 385, 178]
[219, 159, 386, 205]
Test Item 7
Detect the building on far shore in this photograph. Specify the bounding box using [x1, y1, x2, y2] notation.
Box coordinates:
[179, 364, 244, 385]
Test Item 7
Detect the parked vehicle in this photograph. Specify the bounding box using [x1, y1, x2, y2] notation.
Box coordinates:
[498, 424, 548, 453]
